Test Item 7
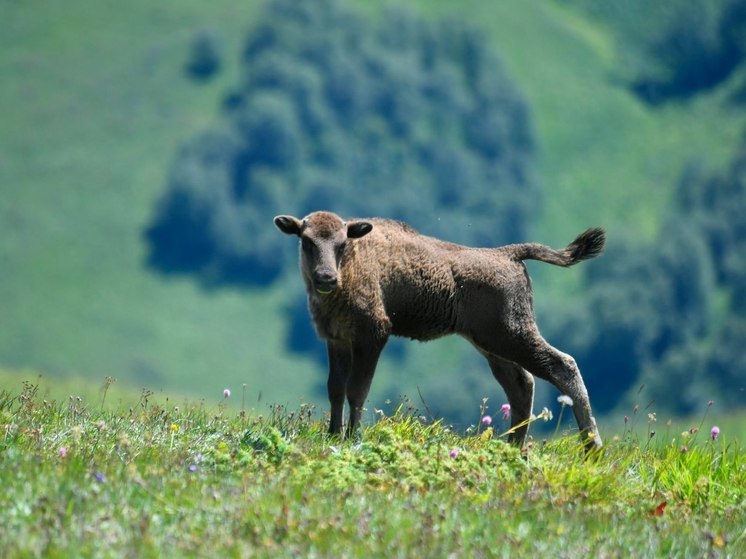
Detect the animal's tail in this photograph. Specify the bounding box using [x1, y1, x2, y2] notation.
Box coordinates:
[512, 227, 606, 267]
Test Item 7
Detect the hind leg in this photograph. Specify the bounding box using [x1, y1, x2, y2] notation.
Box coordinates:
[518, 341, 601, 449]
[485, 354, 534, 446]
[477, 330, 602, 449]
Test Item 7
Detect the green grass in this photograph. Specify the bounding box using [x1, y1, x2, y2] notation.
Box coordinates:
[2, 0, 746, 414]
[1, 380, 743, 557]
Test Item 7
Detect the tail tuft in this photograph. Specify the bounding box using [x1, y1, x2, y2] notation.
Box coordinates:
[512, 227, 606, 266]
[566, 227, 606, 265]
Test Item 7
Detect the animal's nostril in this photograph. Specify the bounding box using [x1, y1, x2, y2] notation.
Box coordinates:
[316, 269, 336, 283]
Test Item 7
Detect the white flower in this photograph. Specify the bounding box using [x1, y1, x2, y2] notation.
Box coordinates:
[557, 395, 574, 407]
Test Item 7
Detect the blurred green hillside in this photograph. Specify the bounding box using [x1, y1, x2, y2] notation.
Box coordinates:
[1, 0, 745, 426]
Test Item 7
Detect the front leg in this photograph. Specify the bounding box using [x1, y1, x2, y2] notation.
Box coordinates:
[346, 338, 387, 438]
[326, 341, 352, 436]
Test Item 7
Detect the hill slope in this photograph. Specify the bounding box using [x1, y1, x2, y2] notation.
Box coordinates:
[1, 0, 744, 415]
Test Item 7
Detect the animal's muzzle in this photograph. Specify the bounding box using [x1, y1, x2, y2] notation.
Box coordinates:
[313, 270, 338, 294]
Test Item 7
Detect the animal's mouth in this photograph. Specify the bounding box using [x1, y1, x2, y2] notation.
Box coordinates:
[313, 281, 337, 295]
[312, 273, 337, 295]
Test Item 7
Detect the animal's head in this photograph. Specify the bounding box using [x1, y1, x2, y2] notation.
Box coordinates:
[274, 211, 373, 295]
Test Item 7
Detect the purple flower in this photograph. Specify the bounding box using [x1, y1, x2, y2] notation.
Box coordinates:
[94, 472, 105, 483]
[188, 464, 198, 472]
[711, 425, 720, 441]
[481, 415, 492, 426]
[223, 388, 231, 398]
[449, 449, 459, 458]
[500, 403, 511, 421]
[58, 446, 67, 458]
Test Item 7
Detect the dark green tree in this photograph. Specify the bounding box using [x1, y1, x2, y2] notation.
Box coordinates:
[678, 140, 746, 408]
[185, 31, 222, 82]
[146, 0, 537, 287]
[555, 222, 716, 413]
[558, 136, 746, 414]
[629, 0, 746, 104]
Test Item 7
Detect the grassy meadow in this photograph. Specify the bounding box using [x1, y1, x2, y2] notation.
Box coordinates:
[2, 3, 745, 554]
[0, 380, 744, 557]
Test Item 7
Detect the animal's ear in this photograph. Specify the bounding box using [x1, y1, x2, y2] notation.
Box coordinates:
[347, 221, 373, 239]
[274, 215, 303, 236]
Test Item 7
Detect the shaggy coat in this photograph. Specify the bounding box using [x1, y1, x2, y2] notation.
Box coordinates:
[275, 211, 605, 449]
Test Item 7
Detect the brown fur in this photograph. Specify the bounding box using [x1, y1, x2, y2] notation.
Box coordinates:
[275, 211, 605, 449]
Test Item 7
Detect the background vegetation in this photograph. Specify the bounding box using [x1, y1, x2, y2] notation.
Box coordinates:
[2, 0, 746, 431]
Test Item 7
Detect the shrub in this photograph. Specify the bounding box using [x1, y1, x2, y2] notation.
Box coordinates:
[146, 0, 537, 287]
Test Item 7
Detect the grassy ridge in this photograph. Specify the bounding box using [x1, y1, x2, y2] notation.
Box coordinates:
[0, 381, 743, 557]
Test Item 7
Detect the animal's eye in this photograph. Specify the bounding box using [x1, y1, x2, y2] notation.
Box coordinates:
[301, 237, 313, 252]
[336, 241, 347, 256]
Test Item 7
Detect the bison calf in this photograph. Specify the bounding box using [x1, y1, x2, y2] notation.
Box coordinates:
[275, 211, 605, 449]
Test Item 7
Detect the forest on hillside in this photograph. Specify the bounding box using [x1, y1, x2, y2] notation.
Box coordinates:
[144, 0, 746, 423]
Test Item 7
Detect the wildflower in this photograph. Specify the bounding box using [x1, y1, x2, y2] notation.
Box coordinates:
[59, 446, 67, 458]
[708, 400, 714, 407]
[449, 449, 459, 458]
[188, 464, 198, 473]
[481, 415, 492, 426]
[170, 424, 179, 432]
[117, 432, 131, 449]
[647, 413, 656, 423]
[539, 407, 553, 422]
[711, 425, 720, 441]
[557, 395, 573, 407]
[94, 472, 105, 483]
[651, 501, 667, 517]
[71, 425, 83, 442]
[223, 388, 231, 398]
[680, 446, 689, 453]
[624, 415, 629, 424]
[500, 403, 511, 421]
[704, 531, 727, 549]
